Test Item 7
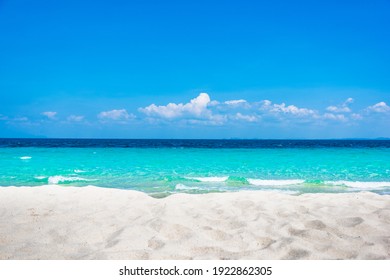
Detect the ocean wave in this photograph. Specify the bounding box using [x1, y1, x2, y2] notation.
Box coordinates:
[20, 156, 31, 160]
[48, 176, 93, 185]
[74, 169, 86, 174]
[248, 179, 305, 186]
[325, 181, 390, 190]
[186, 176, 228, 182]
[175, 183, 201, 190]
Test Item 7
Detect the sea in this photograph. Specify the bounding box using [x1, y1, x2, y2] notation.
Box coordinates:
[0, 139, 389, 197]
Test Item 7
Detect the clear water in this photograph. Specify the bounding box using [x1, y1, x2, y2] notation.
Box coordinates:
[1, 139, 389, 196]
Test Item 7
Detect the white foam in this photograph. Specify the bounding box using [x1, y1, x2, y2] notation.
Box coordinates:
[248, 179, 305, 186]
[74, 169, 86, 174]
[175, 184, 201, 190]
[34, 176, 47, 180]
[48, 176, 93, 185]
[325, 181, 390, 190]
[186, 176, 228, 182]
[20, 156, 31, 160]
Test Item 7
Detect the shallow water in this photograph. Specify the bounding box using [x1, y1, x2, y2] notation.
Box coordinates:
[1, 139, 389, 195]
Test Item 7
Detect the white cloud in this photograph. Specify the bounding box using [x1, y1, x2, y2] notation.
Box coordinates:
[351, 113, 363, 120]
[233, 113, 258, 122]
[224, 99, 247, 105]
[67, 115, 84, 122]
[326, 105, 350, 113]
[209, 114, 227, 124]
[367, 102, 390, 113]
[326, 98, 353, 113]
[261, 100, 272, 107]
[260, 100, 316, 116]
[209, 100, 220, 106]
[137, 94, 378, 128]
[139, 93, 212, 119]
[98, 109, 134, 121]
[273, 104, 315, 116]
[141, 96, 318, 125]
[323, 113, 347, 122]
[42, 111, 57, 119]
[187, 114, 227, 125]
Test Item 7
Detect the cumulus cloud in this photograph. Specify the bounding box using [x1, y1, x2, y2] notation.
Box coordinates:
[186, 114, 227, 125]
[273, 103, 315, 116]
[137, 93, 377, 128]
[367, 102, 390, 113]
[67, 115, 84, 122]
[208, 100, 220, 106]
[224, 99, 247, 105]
[351, 113, 363, 120]
[42, 111, 57, 119]
[326, 98, 353, 113]
[98, 109, 134, 121]
[260, 100, 316, 116]
[233, 113, 258, 122]
[139, 94, 331, 126]
[139, 93, 212, 119]
[323, 113, 347, 122]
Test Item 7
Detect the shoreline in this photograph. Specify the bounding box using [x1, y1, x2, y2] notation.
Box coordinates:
[1, 186, 389, 260]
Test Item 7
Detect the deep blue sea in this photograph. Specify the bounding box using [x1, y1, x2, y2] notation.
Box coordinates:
[1, 139, 389, 196]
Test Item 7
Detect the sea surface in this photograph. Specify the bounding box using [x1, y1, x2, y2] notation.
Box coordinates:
[1, 139, 390, 196]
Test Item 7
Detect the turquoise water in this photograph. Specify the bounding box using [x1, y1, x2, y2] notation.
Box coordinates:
[1, 139, 390, 196]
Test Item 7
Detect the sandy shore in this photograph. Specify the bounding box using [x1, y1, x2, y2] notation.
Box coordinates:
[0, 186, 389, 260]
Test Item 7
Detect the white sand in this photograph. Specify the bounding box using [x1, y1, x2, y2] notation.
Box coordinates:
[0, 186, 389, 260]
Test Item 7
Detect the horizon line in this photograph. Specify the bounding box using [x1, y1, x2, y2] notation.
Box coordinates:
[0, 137, 389, 141]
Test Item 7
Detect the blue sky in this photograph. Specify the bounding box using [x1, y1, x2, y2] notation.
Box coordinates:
[0, 0, 389, 138]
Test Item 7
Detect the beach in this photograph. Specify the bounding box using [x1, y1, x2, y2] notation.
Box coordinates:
[1, 186, 389, 260]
